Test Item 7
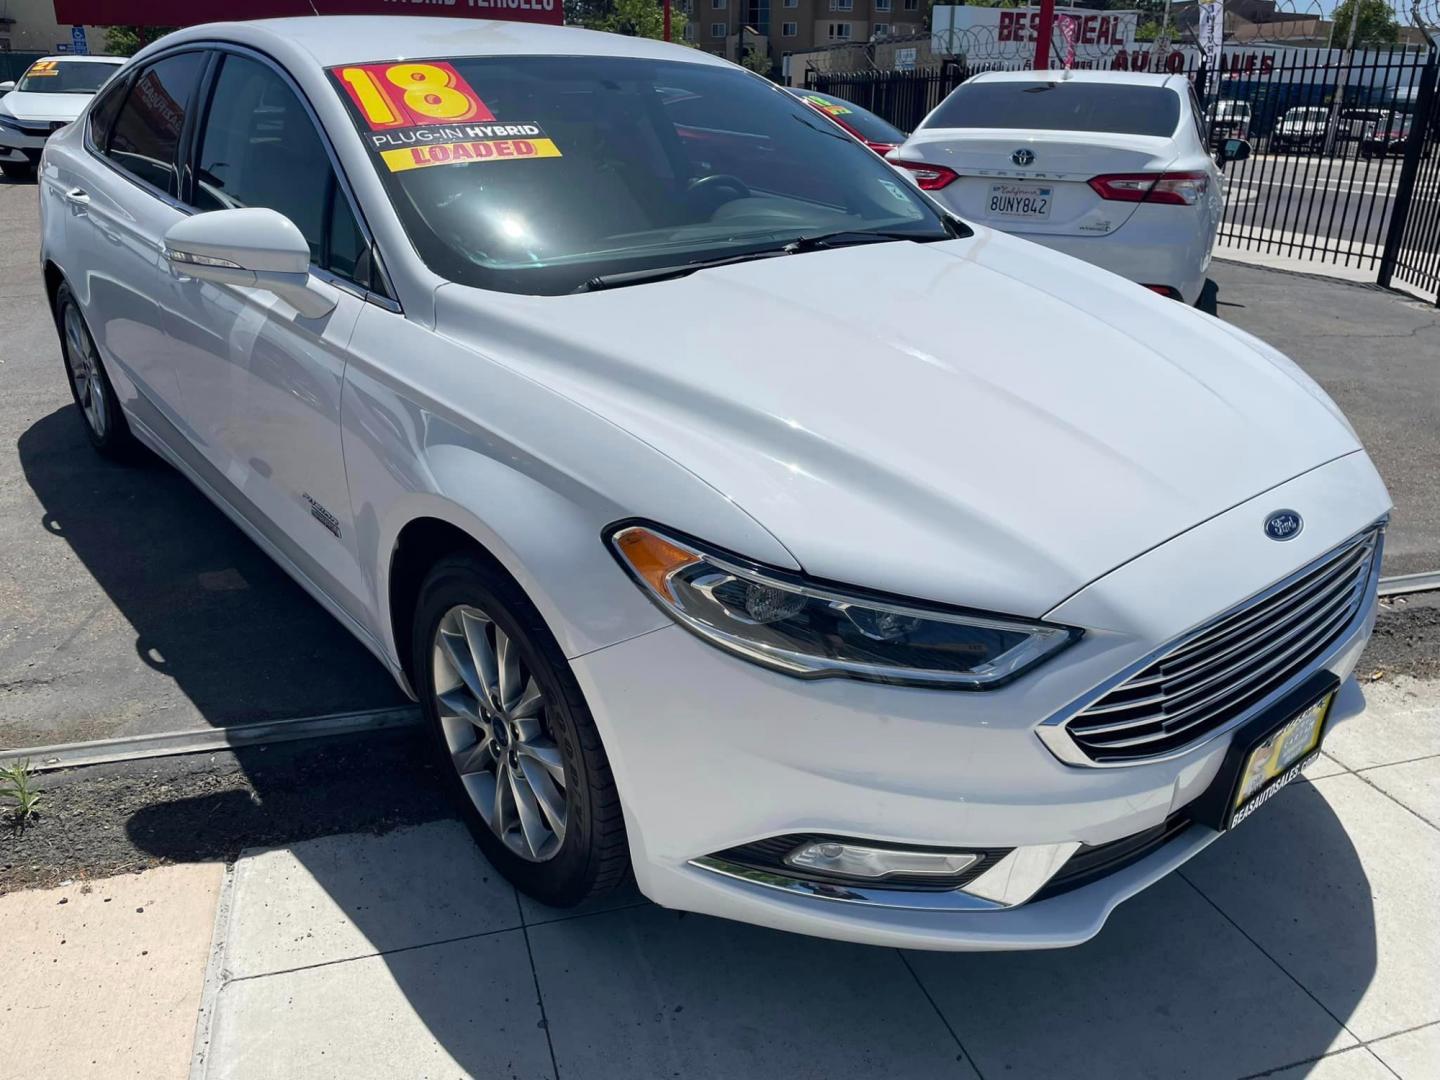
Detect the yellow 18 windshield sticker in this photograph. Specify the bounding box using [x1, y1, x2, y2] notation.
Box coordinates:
[330, 62, 562, 173]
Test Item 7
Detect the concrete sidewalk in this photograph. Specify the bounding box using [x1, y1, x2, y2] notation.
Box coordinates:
[19, 675, 1428, 1080]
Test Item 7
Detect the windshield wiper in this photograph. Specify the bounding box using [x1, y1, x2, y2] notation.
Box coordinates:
[783, 228, 952, 253]
[577, 219, 968, 293]
[577, 248, 793, 292]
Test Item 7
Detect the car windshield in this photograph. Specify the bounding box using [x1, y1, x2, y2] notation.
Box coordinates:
[330, 55, 949, 295]
[1289, 108, 1328, 121]
[922, 80, 1181, 137]
[789, 89, 907, 145]
[16, 60, 117, 95]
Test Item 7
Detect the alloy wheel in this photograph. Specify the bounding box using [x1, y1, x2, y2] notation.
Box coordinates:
[62, 302, 108, 439]
[431, 604, 568, 862]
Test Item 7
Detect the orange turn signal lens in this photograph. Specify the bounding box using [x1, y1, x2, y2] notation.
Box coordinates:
[611, 526, 702, 602]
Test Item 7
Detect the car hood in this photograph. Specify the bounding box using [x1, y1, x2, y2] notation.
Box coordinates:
[0, 91, 89, 123]
[434, 228, 1363, 618]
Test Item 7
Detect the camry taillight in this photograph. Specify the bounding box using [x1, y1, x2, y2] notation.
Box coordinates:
[1088, 172, 1208, 206]
[890, 159, 960, 190]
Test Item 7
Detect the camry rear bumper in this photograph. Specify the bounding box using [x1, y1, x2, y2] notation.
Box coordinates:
[1019, 205, 1214, 306]
[573, 453, 1389, 950]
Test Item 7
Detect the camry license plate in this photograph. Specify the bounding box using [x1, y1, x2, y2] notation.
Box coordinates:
[988, 183, 1052, 219]
[1229, 693, 1333, 828]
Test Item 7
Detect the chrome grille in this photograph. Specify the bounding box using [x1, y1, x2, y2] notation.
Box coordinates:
[1065, 528, 1380, 763]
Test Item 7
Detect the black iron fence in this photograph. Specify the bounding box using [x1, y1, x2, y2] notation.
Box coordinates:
[810, 46, 1440, 304]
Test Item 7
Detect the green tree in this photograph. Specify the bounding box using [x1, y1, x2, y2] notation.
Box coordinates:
[581, 0, 691, 42]
[740, 45, 773, 76]
[1330, 0, 1400, 46]
[101, 25, 175, 57]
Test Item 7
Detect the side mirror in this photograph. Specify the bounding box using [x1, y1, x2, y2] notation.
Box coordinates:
[163, 207, 337, 319]
[1217, 138, 1252, 165]
[0, 81, 15, 95]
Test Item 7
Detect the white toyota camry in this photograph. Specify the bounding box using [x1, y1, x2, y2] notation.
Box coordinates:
[889, 69, 1245, 307]
[40, 17, 1388, 951]
[0, 55, 125, 180]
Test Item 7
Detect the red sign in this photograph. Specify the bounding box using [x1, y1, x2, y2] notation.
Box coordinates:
[52, 0, 563, 29]
[997, 10, 1127, 47]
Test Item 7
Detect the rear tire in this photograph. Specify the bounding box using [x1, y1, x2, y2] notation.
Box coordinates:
[0, 161, 34, 180]
[411, 553, 630, 907]
[55, 282, 137, 460]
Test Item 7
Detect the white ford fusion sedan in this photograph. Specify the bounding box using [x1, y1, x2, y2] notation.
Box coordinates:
[40, 17, 1390, 950]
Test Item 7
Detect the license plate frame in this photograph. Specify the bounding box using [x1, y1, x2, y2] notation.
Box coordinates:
[987, 182, 1053, 220]
[1188, 673, 1340, 832]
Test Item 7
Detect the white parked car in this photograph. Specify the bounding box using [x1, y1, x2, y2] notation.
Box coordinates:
[0, 55, 125, 179]
[1271, 106, 1332, 155]
[40, 18, 1389, 951]
[889, 70, 1239, 306]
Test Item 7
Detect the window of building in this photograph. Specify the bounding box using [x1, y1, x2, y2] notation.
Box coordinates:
[191, 53, 368, 283]
[710, 21, 727, 36]
[829, 0, 853, 10]
[875, 0, 891, 9]
[874, 22, 890, 35]
[784, 0, 798, 6]
[712, 0, 726, 8]
[828, 22, 853, 38]
[104, 51, 206, 197]
[903, 0, 918, 9]
[782, 21, 797, 35]
[683, 22, 698, 40]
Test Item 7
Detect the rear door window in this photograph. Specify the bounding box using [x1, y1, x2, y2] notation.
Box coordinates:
[105, 52, 207, 197]
[924, 80, 1182, 138]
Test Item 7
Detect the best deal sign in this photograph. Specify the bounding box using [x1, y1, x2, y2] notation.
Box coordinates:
[51, 0, 563, 28]
[933, 5, 1139, 52]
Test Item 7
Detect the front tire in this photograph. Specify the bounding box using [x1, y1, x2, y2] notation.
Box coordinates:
[55, 282, 136, 460]
[412, 554, 630, 906]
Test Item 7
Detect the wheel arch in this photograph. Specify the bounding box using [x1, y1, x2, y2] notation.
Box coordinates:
[385, 512, 522, 695]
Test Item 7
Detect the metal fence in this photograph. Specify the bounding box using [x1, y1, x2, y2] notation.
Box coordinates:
[810, 46, 1440, 304]
[0, 53, 48, 84]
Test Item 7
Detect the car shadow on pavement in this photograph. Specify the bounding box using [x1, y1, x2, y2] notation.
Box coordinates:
[11, 406, 406, 741]
[123, 760, 1377, 1080]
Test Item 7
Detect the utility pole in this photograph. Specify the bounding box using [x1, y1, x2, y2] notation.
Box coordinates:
[664, 0, 672, 43]
[1326, 1, 1362, 156]
[1153, 0, 1174, 71]
[1034, 0, 1057, 70]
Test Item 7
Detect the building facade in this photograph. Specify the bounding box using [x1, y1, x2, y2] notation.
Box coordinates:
[682, 0, 926, 69]
[0, 0, 110, 54]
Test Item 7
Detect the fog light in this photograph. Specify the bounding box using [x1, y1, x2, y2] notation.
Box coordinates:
[784, 840, 979, 880]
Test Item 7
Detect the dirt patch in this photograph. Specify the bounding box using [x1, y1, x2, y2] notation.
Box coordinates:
[1361, 594, 1440, 682]
[0, 728, 455, 895]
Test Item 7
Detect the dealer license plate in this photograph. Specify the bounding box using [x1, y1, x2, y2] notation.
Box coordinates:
[988, 183, 1052, 219]
[1229, 693, 1333, 828]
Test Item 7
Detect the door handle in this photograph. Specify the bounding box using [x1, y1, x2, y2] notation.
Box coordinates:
[64, 188, 90, 214]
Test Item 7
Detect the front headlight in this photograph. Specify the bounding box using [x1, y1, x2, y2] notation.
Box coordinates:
[607, 523, 1080, 689]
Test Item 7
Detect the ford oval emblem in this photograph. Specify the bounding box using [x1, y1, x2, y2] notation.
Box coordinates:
[1264, 510, 1303, 541]
[1012, 148, 1035, 166]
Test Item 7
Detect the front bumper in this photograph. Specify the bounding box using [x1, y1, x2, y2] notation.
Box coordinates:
[573, 452, 1389, 949]
[0, 123, 58, 162]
